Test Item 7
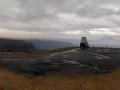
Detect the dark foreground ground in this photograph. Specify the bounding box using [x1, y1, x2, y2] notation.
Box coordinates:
[0, 48, 120, 76]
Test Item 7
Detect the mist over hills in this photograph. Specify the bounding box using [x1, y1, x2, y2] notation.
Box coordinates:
[89, 36, 120, 48]
[0, 38, 74, 51]
[55, 37, 120, 48]
[0, 37, 119, 52]
[30, 39, 74, 50]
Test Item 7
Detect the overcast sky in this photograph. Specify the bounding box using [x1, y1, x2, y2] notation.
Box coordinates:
[0, 0, 120, 46]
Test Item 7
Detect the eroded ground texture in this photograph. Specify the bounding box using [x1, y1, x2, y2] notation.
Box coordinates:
[0, 48, 120, 76]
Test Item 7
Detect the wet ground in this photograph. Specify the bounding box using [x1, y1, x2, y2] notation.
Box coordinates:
[0, 48, 120, 76]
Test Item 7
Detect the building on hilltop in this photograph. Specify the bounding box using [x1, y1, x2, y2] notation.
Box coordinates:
[80, 37, 89, 49]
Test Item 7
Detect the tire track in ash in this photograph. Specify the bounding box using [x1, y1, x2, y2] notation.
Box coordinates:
[40, 49, 111, 74]
[86, 51, 114, 73]
[88, 52, 111, 59]
[0, 48, 117, 75]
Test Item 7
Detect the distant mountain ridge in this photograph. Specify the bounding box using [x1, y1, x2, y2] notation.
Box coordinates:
[30, 39, 74, 50]
[0, 38, 36, 52]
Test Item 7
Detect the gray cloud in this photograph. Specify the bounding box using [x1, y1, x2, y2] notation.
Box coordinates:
[0, 0, 120, 46]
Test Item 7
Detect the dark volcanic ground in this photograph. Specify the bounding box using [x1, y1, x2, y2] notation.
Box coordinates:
[0, 48, 120, 76]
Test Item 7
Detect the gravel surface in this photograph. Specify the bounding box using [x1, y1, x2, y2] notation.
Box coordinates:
[0, 48, 120, 76]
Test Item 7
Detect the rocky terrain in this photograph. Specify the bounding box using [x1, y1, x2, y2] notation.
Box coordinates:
[0, 47, 120, 76]
[0, 47, 120, 90]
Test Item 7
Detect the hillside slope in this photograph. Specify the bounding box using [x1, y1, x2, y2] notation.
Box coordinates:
[0, 38, 36, 52]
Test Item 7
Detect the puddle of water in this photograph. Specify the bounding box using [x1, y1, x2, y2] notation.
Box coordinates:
[79, 64, 86, 67]
[94, 66, 99, 70]
[94, 56, 103, 59]
[60, 49, 77, 53]
[61, 60, 80, 65]
[89, 52, 110, 59]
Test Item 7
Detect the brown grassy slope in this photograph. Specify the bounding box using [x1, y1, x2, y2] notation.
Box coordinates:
[0, 69, 120, 90]
[0, 47, 78, 55]
[52, 47, 78, 53]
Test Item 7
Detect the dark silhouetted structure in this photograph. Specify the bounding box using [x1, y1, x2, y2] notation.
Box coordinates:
[80, 37, 89, 49]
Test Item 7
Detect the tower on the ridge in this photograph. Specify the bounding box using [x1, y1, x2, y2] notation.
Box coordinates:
[80, 37, 89, 49]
